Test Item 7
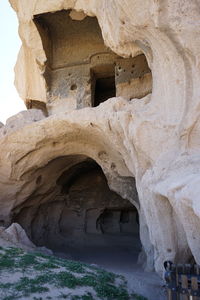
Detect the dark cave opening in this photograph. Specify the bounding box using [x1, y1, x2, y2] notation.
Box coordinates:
[94, 76, 116, 106]
[12, 157, 141, 270]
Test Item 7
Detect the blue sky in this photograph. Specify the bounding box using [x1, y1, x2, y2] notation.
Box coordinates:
[0, 0, 25, 123]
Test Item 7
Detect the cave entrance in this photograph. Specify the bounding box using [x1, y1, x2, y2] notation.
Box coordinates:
[12, 156, 141, 271]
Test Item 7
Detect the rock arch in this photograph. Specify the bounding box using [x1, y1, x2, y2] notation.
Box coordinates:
[11, 155, 140, 258]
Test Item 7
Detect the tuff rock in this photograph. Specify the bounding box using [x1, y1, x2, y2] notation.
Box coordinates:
[0, 0, 199, 275]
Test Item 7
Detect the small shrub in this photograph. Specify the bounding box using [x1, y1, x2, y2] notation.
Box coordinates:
[79, 274, 97, 287]
[55, 272, 78, 289]
[18, 253, 39, 268]
[65, 261, 85, 273]
[97, 270, 116, 284]
[0, 255, 15, 268]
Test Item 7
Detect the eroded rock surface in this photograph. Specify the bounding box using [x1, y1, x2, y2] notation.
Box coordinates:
[0, 109, 45, 138]
[0, 223, 51, 255]
[1, 0, 199, 275]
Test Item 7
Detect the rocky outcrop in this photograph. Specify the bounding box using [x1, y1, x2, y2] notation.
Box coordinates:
[1, 0, 199, 275]
[4, 223, 35, 248]
[0, 223, 51, 254]
[0, 109, 45, 138]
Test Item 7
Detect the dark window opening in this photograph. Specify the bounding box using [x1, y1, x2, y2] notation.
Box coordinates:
[94, 76, 116, 107]
[91, 64, 116, 107]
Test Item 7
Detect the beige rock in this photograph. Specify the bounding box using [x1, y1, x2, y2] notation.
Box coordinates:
[0, 222, 36, 250]
[69, 9, 87, 21]
[0, 109, 45, 138]
[5, 222, 35, 248]
[0, 223, 53, 255]
[1, 0, 199, 276]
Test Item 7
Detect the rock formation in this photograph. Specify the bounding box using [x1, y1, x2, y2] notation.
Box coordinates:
[0, 0, 199, 275]
[0, 222, 52, 255]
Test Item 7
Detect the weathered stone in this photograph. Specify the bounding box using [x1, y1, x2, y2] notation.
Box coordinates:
[0, 109, 45, 137]
[0, 0, 199, 276]
[5, 222, 35, 248]
[0, 223, 53, 255]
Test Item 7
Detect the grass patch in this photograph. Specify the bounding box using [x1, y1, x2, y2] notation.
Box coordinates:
[0, 255, 15, 268]
[18, 253, 39, 268]
[15, 276, 49, 296]
[64, 261, 85, 273]
[34, 261, 58, 271]
[0, 246, 147, 300]
[4, 247, 24, 256]
[55, 272, 78, 289]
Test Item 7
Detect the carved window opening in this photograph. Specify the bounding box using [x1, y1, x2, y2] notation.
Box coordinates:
[91, 64, 116, 107]
[94, 76, 116, 106]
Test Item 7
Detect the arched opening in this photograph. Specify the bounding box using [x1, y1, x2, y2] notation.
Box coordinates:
[33, 10, 152, 114]
[11, 156, 141, 270]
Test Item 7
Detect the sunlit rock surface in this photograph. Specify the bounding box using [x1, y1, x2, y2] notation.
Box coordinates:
[1, 0, 200, 275]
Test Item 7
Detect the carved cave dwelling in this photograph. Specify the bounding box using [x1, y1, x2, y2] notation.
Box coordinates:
[0, 0, 200, 277]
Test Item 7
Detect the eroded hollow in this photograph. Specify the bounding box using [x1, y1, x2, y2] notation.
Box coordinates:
[12, 156, 141, 268]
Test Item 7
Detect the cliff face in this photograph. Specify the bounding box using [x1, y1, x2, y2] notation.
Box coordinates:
[0, 0, 200, 274]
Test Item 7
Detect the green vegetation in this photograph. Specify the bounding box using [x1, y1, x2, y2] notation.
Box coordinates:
[0, 246, 148, 300]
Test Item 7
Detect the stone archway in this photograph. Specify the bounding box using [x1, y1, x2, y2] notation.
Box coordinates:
[11, 155, 141, 269]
